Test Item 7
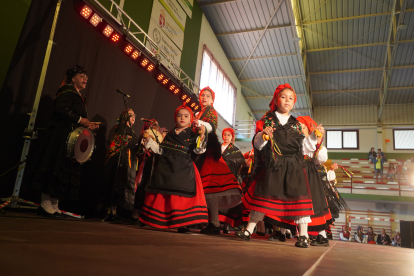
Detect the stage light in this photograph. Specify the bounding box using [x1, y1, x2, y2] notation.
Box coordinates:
[181, 94, 187, 101]
[191, 102, 195, 108]
[131, 50, 140, 60]
[103, 25, 114, 37]
[169, 84, 176, 91]
[194, 105, 199, 111]
[140, 58, 149, 68]
[162, 78, 169, 85]
[110, 33, 120, 43]
[173, 87, 180, 94]
[124, 44, 134, 54]
[89, 13, 101, 27]
[80, 5, 92, 19]
[185, 98, 191, 103]
[146, 63, 155, 72]
[156, 73, 165, 82]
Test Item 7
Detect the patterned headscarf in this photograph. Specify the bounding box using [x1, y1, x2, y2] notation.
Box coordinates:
[269, 83, 297, 112]
[199, 86, 216, 107]
[61, 65, 87, 87]
[341, 225, 350, 238]
[174, 104, 194, 126]
[115, 108, 134, 132]
[222, 127, 235, 144]
[296, 116, 318, 133]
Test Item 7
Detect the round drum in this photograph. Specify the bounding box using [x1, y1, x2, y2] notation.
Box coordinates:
[66, 127, 95, 164]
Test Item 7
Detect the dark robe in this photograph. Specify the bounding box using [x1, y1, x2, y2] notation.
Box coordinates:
[29, 84, 88, 200]
[103, 122, 138, 211]
[222, 143, 245, 184]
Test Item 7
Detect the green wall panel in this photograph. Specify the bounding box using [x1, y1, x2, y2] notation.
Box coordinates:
[0, 0, 32, 90]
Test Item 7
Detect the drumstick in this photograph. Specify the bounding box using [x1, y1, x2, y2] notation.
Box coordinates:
[89, 122, 105, 125]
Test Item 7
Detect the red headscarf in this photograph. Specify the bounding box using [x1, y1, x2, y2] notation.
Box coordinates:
[199, 86, 216, 107]
[269, 83, 297, 112]
[296, 116, 317, 133]
[174, 104, 194, 126]
[222, 127, 235, 144]
[222, 128, 235, 139]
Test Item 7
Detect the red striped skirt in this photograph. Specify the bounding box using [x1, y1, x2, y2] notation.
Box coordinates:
[139, 163, 208, 229]
[200, 155, 242, 194]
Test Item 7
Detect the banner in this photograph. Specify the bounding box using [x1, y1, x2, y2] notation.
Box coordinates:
[147, 19, 182, 67]
[151, 0, 184, 50]
[177, 0, 193, 18]
[159, 0, 187, 32]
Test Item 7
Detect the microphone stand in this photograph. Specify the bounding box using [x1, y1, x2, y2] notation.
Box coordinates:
[103, 94, 134, 223]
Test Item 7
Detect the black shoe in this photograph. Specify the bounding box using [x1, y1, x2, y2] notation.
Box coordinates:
[310, 234, 330, 247]
[278, 233, 286, 242]
[178, 227, 191, 234]
[37, 206, 60, 218]
[223, 229, 230, 234]
[286, 232, 292, 239]
[235, 230, 251, 241]
[200, 223, 221, 235]
[268, 232, 278, 241]
[295, 236, 310, 248]
[257, 231, 266, 236]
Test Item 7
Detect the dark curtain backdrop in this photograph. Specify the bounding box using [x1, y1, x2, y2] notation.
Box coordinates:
[0, 0, 183, 213]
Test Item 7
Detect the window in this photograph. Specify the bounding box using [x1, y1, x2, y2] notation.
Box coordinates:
[393, 129, 414, 150]
[326, 129, 359, 149]
[199, 45, 237, 126]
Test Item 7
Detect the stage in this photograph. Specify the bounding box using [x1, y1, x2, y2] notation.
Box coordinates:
[0, 213, 413, 276]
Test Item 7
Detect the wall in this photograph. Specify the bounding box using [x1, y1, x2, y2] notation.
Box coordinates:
[194, 14, 253, 148]
[0, 0, 32, 90]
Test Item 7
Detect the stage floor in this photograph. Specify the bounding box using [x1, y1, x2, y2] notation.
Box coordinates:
[1, 213, 413, 276]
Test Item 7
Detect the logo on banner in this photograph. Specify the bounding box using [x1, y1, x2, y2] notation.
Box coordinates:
[159, 9, 166, 28]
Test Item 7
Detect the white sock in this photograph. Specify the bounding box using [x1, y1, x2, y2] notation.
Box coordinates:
[298, 223, 308, 238]
[50, 197, 61, 214]
[40, 193, 55, 214]
[319, 230, 327, 238]
[245, 211, 265, 236]
[280, 228, 286, 235]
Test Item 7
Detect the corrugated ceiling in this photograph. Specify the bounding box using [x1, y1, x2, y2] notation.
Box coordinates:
[198, 0, 414, 121]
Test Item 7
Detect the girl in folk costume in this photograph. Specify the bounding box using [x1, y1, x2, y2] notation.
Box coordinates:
[366, 227, 377, 244]
[200, 127, 246, 234]
[339, 225, 351, 241]
[236, 83, 320, 248]
[193, 87, 222, 171]
[103, 109, 139, 219]
[264, 116, 329, 245]
[138, 105, 209, 230]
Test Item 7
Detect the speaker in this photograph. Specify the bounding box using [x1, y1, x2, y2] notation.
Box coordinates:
[400, 221, 414, 249]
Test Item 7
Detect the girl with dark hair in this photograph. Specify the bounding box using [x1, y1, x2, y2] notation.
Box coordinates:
[138, 105, 209, 230]
[354, 226, 366, 243]
[103, 108, 138, 220]
[200, 127, 246, 234]
[29, 66, 98, 217]
[236, 83, 320, 248]
[366, 227, 377, 244]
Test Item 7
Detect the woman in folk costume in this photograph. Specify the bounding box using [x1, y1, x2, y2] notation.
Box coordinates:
[236, 83, 320, 248]
[103, 109, 139, 219]
[200, 127, 246, 234]
[339, 225, 351, 241]
[138, 105, 209, 231]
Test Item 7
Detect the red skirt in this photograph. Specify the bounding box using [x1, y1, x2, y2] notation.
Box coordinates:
[200, 155, 241, 194]
[243, 179, 314, 217]
[139, 163, 209, 229]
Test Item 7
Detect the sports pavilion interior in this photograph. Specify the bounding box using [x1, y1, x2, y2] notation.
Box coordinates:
[1, 0, 414, 275]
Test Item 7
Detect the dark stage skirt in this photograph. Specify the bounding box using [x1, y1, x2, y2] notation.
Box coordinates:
[139, 163, 208, 229]
[200, 155, 242, 194]
[103, 149, 137, 211]
[304, 159, 329, 217]
[29, 125, 82, 201]
[242, 170, 314, 217]
[218, 204, 243, 227]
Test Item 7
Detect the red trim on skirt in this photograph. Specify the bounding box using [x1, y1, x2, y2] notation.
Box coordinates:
[200, 155, 241, 194]
[243, 181, 314, 217]
[139, 163, 209, 229]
